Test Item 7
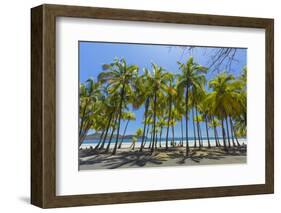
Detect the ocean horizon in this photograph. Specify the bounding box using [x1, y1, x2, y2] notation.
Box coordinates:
[82, 137, 247, 144]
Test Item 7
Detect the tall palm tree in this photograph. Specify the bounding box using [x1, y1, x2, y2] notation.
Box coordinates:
[207, 72, 244, 150]
[191, 87, 206, 148]
[177, 57, 208, 155]
[165, 78, 177, 150]
[199, 91, 212, 148]
[174, 90, 185, 147]
[133, 69, 154, 152]
[145, 63, 172, 152]
[98, 58, 139, 155]
[232, 66, 247, 144]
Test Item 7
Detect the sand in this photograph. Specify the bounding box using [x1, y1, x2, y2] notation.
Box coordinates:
[79, 146, 247, 170]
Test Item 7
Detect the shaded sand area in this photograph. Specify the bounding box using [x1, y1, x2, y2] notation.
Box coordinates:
[79, 147, 247, 170]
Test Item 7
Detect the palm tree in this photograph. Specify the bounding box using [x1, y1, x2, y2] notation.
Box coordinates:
[208, 117, 221, 147]
[79, 78, 102, 147]
[118, 111, 136, 149]
[133, 69, 154, 152]
[157, 118, 166, 148]
[232, 67, 247, 145]
[91, 104, 112, 151]
[131, 128, 143, 150]
[207, 72, 244, 150]
[174, 91, 185, 147]
[98, 110, 114, 150]
[165, 78, 177, 150]
[199, 91, 212, 148]
[98, 58, 139, 155]
[177, 57, 208, 155]
[143, 115, 153, 148]
[97, 92, 119, 150]
[191, 88, 206, 148]
[145, 63, 172, 152]
[105, 112, 118, 153]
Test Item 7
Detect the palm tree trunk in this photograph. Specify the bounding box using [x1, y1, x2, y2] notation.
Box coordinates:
[159, 127, 163, 148]
[112, 86, 125, 155]
[192, 107, 197, 148]
[106, 113, 118, 153]
[212, 117, 220, 147]
[100, 112, 114, 150]
[151, 92, 157, 152]
[148, 131, 153, 148]
[140, 98, 150, 151]
[214, 126, 219, 146]
[172, 124, 175, 147]
[229, 117, 238, 147]
[214, 127, 218, 147]
[154, 132, 158, 149]
[185, 87, 189, 155]
[199, 126, 203, 147]
[79, 99, 90, 145]
[225, 115, 231, 147]
[79, 120, 93, 147]
[230, 117, 241, 147]
[94, 130, 105, 151]
[205, 116, 211, 148]
[181, 118, 184, 147]
[228, 117, 236, 147]
[195, 107, 202, 148]
[166, 96, 172, 151]
[118, 119, 130, 149]
[143, 124, 150, 148]
[234, 133, 241, 147]
[221, 118, 227, 151]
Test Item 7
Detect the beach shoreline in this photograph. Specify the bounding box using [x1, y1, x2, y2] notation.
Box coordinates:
[80, 139, 247, 149]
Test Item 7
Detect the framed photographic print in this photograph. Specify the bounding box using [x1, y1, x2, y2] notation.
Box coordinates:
[31, 4, 274, 208]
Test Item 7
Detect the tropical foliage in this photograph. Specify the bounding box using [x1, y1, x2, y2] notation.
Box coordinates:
[79, 57, 247, 155]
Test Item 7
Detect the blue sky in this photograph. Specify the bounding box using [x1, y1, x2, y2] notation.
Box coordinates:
[79, 41, 246, 137]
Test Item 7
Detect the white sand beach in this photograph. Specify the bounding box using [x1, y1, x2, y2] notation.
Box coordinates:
[79, 139, 247, 170]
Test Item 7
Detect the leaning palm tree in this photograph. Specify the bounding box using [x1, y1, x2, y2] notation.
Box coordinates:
[143, 115, 153, 148]
[98, 58, 139, 155]
[118, 111, 136, 149]
[97, 93, 119, 150]
[79, 78, 102, 147]
[177, 57, 208, 155]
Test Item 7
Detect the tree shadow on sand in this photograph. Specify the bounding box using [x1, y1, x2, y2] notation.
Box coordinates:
[177, 148, 247, 164]
[80, 151, 165, 169]
[79, 147, 247, 169]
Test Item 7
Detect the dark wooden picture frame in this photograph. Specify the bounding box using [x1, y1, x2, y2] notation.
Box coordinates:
[31, 4, 274, 208]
